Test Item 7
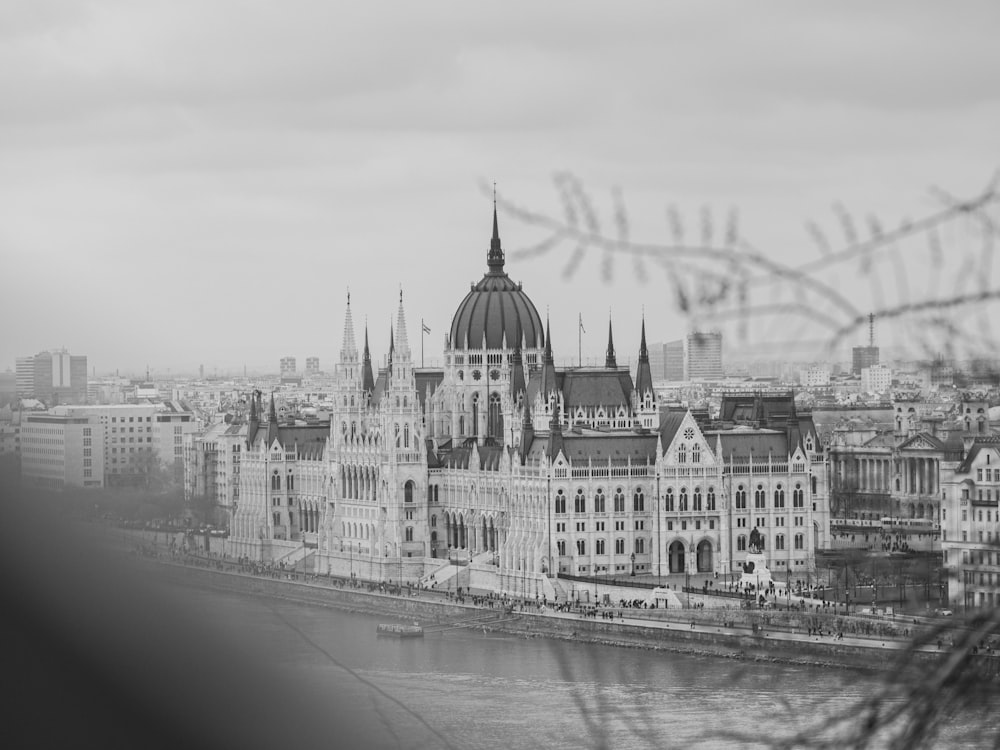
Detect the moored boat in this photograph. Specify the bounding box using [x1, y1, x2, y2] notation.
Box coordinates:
[377, 623, 424, 638]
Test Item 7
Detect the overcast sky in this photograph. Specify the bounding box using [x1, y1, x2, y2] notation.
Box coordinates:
[3, 1, 998, 376]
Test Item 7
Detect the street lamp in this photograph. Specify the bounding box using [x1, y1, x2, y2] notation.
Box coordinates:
[630, 552, 636, 577]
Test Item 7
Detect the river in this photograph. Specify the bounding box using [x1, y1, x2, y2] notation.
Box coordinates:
[172, 582, 981, 750]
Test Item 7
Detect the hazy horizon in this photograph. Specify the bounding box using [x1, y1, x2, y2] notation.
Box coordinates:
[3, 1, 999, 375]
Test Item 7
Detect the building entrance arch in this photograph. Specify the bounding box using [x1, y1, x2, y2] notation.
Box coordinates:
[668, 541, 686, 573]
[696, 540, 713, 573]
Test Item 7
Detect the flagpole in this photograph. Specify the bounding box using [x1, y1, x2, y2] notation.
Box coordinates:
[578, 313, 583, 367]
[421, 318, 425, 368]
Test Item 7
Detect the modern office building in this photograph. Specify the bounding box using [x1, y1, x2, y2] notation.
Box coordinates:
[852, 346, 880, 376]
[20, 410, 104, 488]
[280, 357, 297, 378]
[686, 332, 723, 381]
[305, 357, 320, 376]
[15, 350, 88, 406]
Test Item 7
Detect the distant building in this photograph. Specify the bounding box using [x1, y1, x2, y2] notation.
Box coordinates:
[851, 346, 879, 375]
[686, 332, 723, 381]
[800, 366, 830, 388]
[280, 357, 297, 378]
[664, 340, 685, 381]
[305, 357, 320, 376]
[15, 349, 88, 406]
[20, 410, 104, 488]
[861, 364, 892, 394]
[184, 420, 247, 529]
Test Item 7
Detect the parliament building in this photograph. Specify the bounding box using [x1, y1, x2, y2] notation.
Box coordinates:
[230, 207, 829, 598]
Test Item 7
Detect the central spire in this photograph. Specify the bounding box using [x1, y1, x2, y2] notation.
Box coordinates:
[487, 197, 505, 273]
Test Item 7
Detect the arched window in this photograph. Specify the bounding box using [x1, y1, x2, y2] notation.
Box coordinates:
[693, 487, 702, 511]
[793, 483, 804, 508]
[776, 534, 785, 550]
[404, 480, 414, 503]
[774, 484, 785, 508]
[635, 538, 645, 553]
[664, 488, 674, 512]
[488, 392, 503, 440]
[678, 488, 688, 512]
[677, 445, 687, 463]
[576, 539, 586, 555]
[691, 444, 701, 464]
[737, 535, 747, 551]
[754, 484, 765, 509]
[405, 527, 413, 542]
[736, 485, 747, 509]
[614, 488, 625, 512]
[575, 489, 586, 513]
[271, 471, 280, 491]
[557, 539, 566, 556]
[596, 539, 605, 555]
[555, 490, 566, 514]
[594, 489, 606, 513]
[633, 489, 645, 512]
[707, 487, 716, 510]
[430, 515, 436, 527]
[404, 423, 410, 448]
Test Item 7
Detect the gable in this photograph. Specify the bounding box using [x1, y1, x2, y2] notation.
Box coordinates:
[663, 410, 716, 466]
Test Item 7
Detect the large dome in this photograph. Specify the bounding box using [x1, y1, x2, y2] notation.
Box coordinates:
[448, 208, 544, 351]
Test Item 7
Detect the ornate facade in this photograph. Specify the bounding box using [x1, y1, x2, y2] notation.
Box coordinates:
[229, 206, 827, 594]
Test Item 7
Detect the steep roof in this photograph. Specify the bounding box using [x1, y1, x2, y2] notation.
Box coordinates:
[956, 436, 1000, 473]
[657, 408, 687, 449]
[711, 429, 790, 460]
[561, 369, 634, 409]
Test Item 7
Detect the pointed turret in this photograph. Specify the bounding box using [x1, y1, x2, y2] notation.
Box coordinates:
[605, 316, 617, 369]
[510, 317, 526, 401]
[361, 325, 375, 396]
[340, 291, 358, 363]
[519, 400, 534, 465]
[546, 397, 564, 461]
[247, 389, 260, 447]
[394, 289, 411, 361]
[267, 392, 280, 446]
[384, 325, 394, 391]
[539, 317, 558, 399]
[635, 317, 654, 399]
[487, 199, 505, 273]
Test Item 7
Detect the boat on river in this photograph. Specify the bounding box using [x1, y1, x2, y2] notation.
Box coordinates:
[377, 623, 424, 638]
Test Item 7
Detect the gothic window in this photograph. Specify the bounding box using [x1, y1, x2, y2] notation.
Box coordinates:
[488, 392, 503, 440]
[271, 471, 280, 491]
[555, 490, 566, 514]
[404, 480, 414, 503]
[736, 485, 747, 509]
[404, 423, 410, 448]
[405, 527, 413, 542]
[774, 485, 785, 508]
[677, 444, 687, 463]
[633, 489, 645, 512]
[776, 534, 785, 550]
[434, 485, 439, 502]
[664, 488, 674, 512]
[693, 487, 702, 511]
[576, 539, 586, 555]
[678, 488, 688, 512]
[754, 484, 765, 509]
[794, 534, 804, 550]
[593, 489, 606, 513]
[287, 474, 294, 491]
[557, 540, 566, 556]
[692, 444, 701, 463]
[615, 538, 625, 554]
[431, 515, 436, 527]
[596, 539, 605, 555]
[575, 489, 586, 513]
[635, 538, 645, 554]
[614, 488, 625, 513]
[350, 395, 355, 407]
[471, 393, 480, 438]
[793, 484, 804, 508]
[737, 535, 746, 551]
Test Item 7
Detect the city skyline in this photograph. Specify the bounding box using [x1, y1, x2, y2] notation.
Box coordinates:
[3, 2, 999, 374]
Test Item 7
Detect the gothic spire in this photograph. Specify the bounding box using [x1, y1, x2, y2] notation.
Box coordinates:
[394, 288, 411, 360]
[361, 324, 375, 395]
[540, 316, 558, 398]
[340, 290, 358, 362]
[267, 391, 280, 446]
[510, 317, 526, 401]
[487, 197, 505, 273]
[546, 396, 564, 460]
[635, 316, 653, 399]
[606, 315, 617, 369]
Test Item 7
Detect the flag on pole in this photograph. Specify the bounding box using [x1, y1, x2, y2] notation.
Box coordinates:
[579, 315, 585, 334]
[422, 321, 431, 334]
